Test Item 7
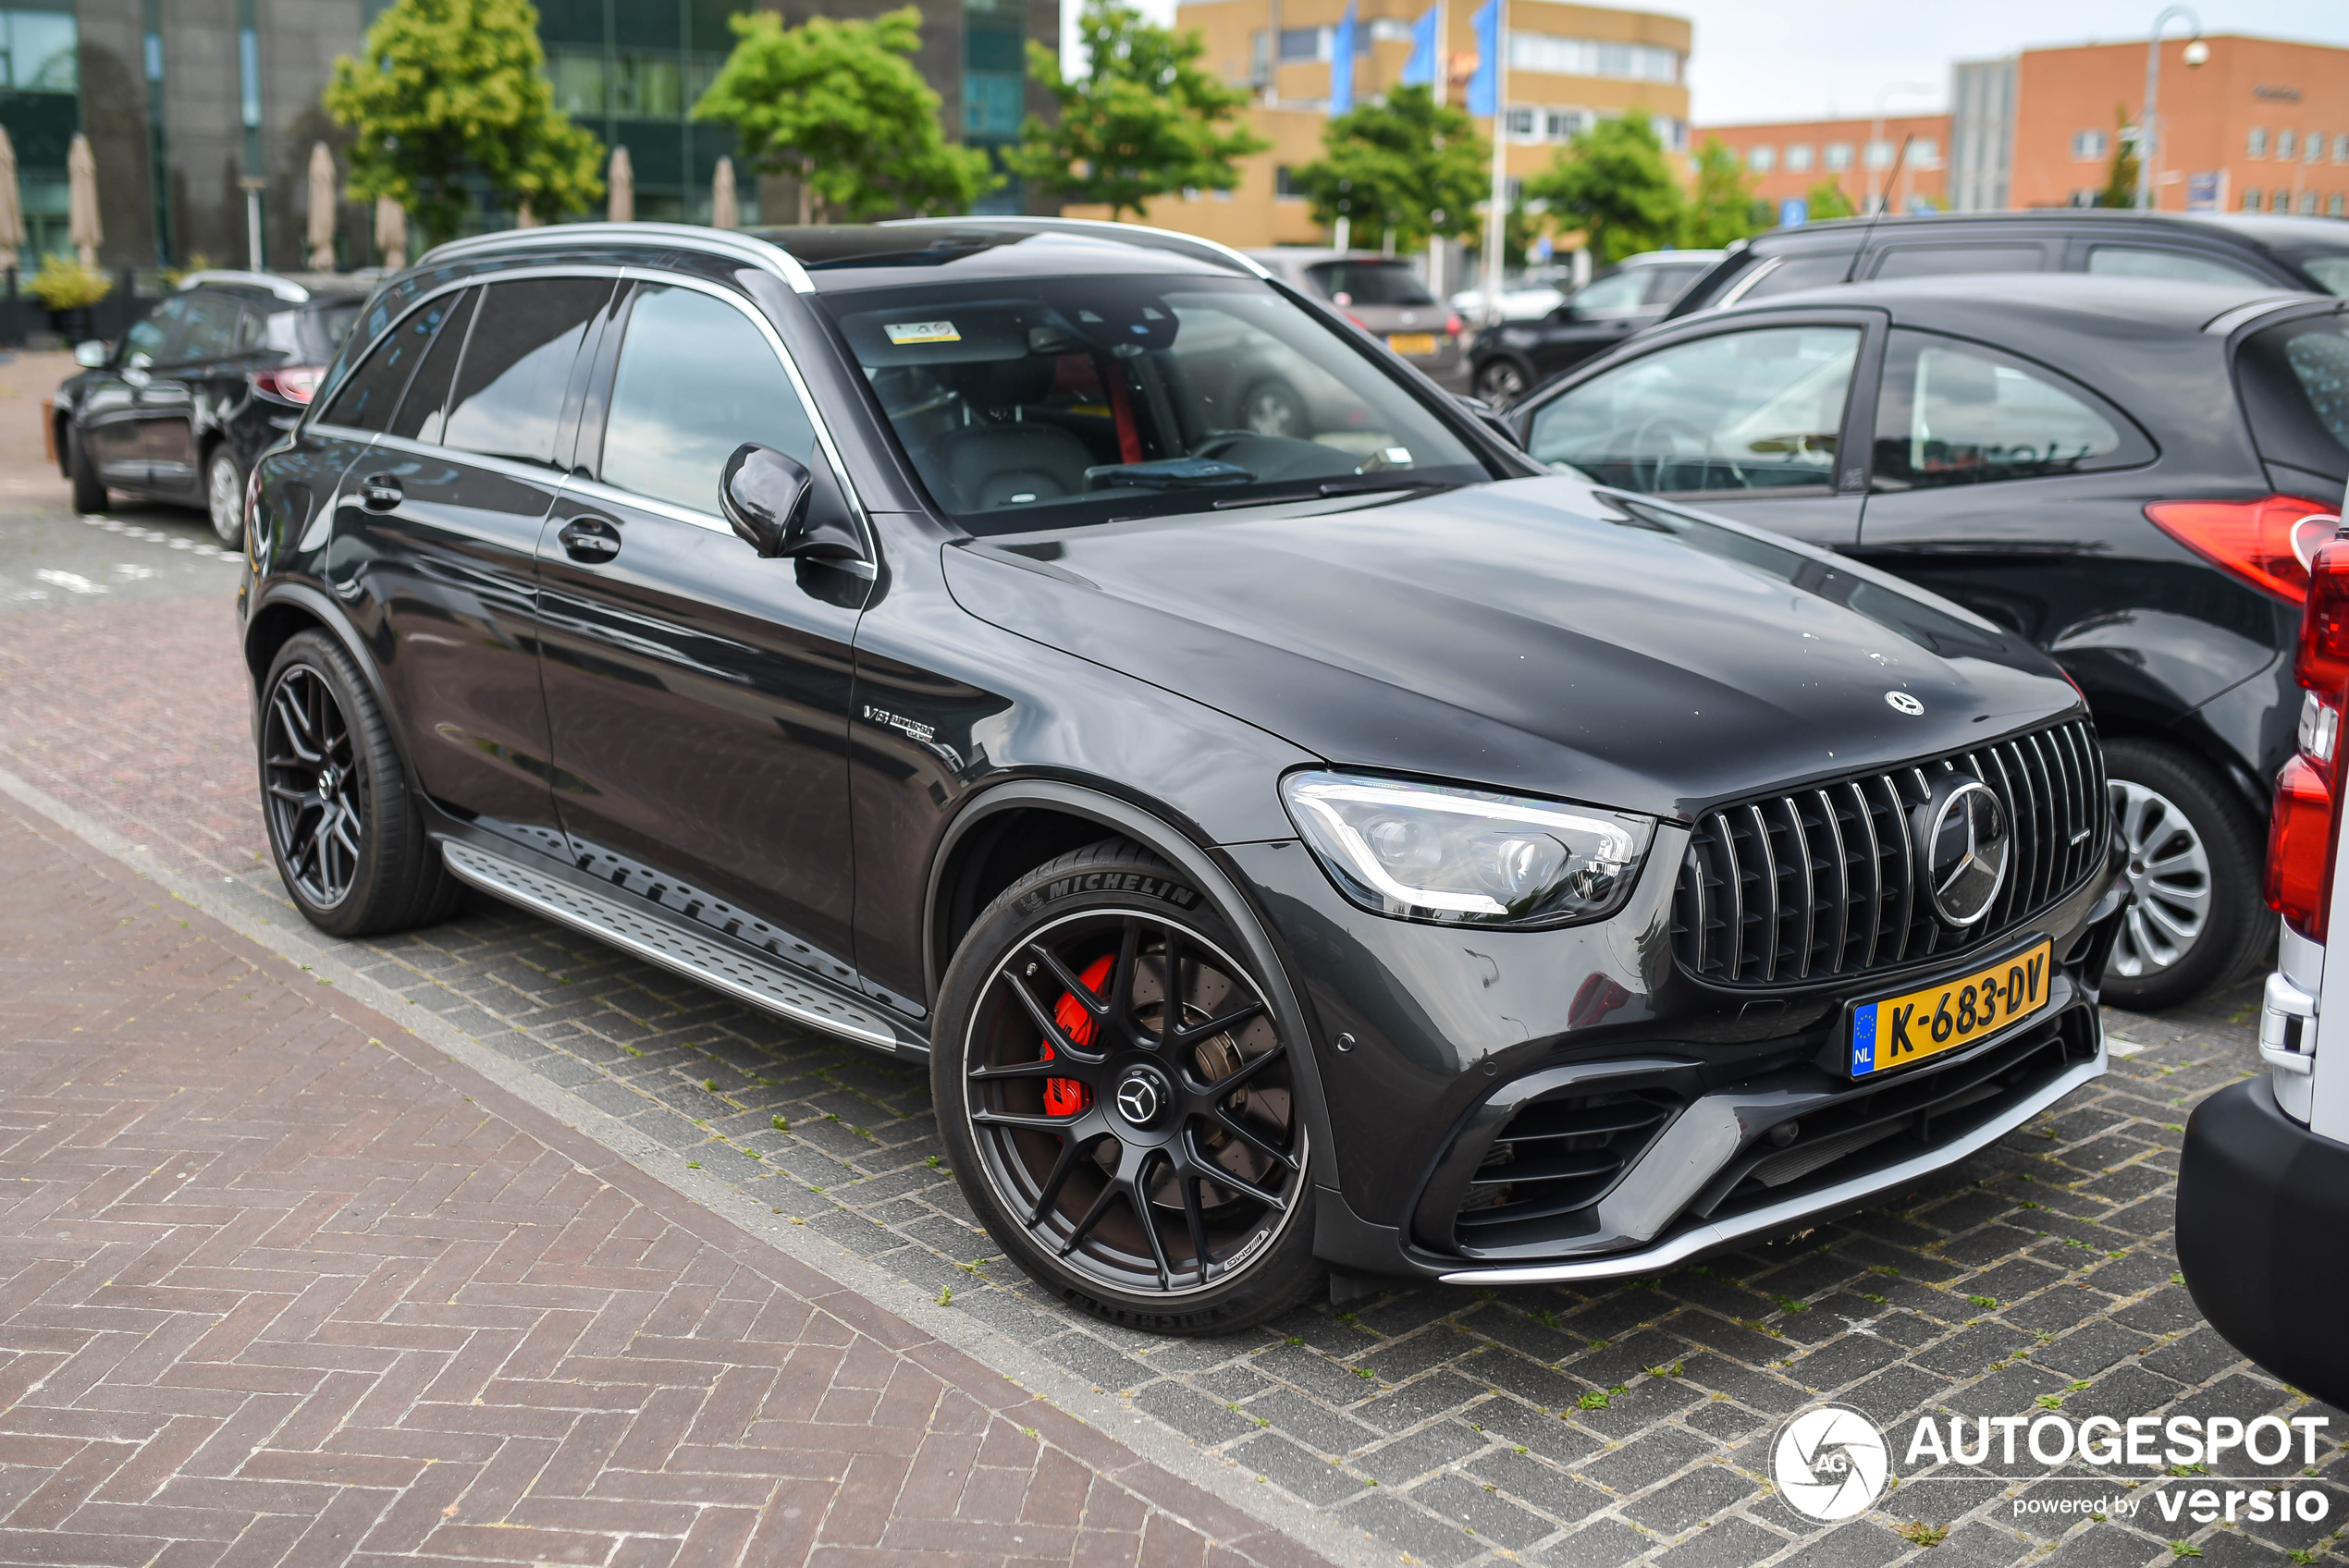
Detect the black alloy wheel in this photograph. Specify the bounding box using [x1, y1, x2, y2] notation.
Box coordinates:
[935, 840, 1320, 1332]
[258, 631, 464, 937]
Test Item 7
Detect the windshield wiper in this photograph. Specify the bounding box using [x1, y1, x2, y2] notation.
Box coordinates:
[1085, 456, 1254, 490]
[1210, 477, 1456, 510]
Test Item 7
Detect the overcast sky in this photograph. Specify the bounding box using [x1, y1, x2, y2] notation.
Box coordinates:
[1087, 1, 2349, 126]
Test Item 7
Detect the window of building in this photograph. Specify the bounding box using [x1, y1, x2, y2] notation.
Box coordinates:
[1543, 109, 1585, 141]
[1863, 139, 1892, 169]
[1749, 145, 1776, 173]
[1505, 106, 1535, 139]
[1825, 142, 1852, 172]
[1277, 26, 1321, 61]
[1274, 165, 1304, 200]
[2073, 129, 2108, 161]
[2243, 187, 2262, 211]
[2280, 129, 2298, 161]
[2307, 131, 2324, 165]
[1505, 31, 1679, 83]
[1368, 18, 1413, 43]
[2249, 127, 2269, 158]
[2336, 133, 2349, 163]
[2331, 193, 2346, 217]
[1787, 143, 1814, 172]
[1911, 138, 1940, 167]
[2302, 190, 2320, 215]
[0, 7, 76, 91]
[2274, 189, 2294, 213]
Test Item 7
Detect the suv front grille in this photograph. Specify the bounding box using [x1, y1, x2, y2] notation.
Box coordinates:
[1670, 718, 2107, 986]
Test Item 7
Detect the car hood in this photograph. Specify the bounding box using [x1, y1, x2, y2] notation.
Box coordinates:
[941, 476, 2078, 821]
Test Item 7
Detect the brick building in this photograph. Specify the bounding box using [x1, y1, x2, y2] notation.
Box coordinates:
[1692, 112, 1949, 216]
[1091, 0, 1690, 252]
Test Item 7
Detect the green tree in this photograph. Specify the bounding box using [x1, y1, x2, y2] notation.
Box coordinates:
[325, 0, 602, 249]
[1804, 178, 1859, 221]
[695, 7, 993, 224]
[1683, 136, 1760, 248]
[1292, 86, 1486, 253]
[1005, 0, 1268, 222]
[1522, 110, 1686, 264]
[2098, 104, 2142, 208]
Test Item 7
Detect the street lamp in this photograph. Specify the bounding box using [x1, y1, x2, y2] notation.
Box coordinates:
[1870, 82, 1937, 214]
[2138, 6, 2207, 212]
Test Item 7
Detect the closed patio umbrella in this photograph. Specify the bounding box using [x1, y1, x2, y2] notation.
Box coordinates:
[67, 132, 100, 265]
[0, 128, 22, 273]
[305, 142, 337, 269]
[711, 156, 738, 229]
[374, 196, 406, 270]
[514, 201, 541, 228]
[608, 147, 633, 223]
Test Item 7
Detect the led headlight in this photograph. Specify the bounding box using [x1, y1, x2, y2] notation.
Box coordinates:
[1280, 772, 1654, 926]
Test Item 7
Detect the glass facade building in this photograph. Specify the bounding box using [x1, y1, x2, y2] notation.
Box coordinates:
[0, 6, 80, 260]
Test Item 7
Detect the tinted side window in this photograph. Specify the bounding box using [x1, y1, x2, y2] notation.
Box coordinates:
[2085, 245, 2267, 287]
[441, 278, 611, 468]
[165, 295, 244, 362]
[2236, 313, 2349, 484]
[387, 289, 480, 444]
[321, 292, 466, 433]
[598, 284, 817, 513]
[1870, 244, 2046, 279]
[1641, 265, 1709, 306]
[1870, 330, 2147, 490]
[1738, 252, 1855, 300]
[1525, 325, 1861, 493]
[1305, 262, 1435, 306]
[1572, 271, 1648, 316]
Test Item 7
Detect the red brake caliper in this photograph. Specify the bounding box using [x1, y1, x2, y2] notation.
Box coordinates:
[1040, 954, 1111, 1116]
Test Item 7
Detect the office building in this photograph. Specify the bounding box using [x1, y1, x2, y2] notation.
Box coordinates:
[1695, 112, 1949, 215]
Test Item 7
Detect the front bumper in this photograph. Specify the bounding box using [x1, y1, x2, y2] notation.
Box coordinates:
[2177, 1077, 2349, 1409]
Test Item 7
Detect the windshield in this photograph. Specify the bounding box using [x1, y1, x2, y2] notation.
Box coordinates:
[2285, 251, 2349, 297]
[822, 274, 1486, 533]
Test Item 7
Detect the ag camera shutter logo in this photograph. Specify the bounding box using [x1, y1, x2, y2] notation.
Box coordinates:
[1775, 1403, 1891, 1522]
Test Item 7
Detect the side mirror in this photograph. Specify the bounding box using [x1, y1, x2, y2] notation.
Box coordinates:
[73, 340, 108, 368]
[719, 443, 865, 563]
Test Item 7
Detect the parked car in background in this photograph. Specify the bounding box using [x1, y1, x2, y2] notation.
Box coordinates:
[1508, 275, 2349, 1008]
[240, 217, 2122, 1331]
[1450, 263, 1580, 323]
[1468, 250, 1726, 403]
[2177, 500, 2349, 1410]
[1667, 212, 2349, 320]
[1248, 249, 1468, 394]
[50, 271, 363, 545]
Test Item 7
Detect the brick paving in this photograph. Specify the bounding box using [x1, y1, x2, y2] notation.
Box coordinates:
[1, 490, 2344, 1568]
[0, 769, 1334, 1568]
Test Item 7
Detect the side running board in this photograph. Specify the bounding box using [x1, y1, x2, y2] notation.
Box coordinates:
[438, 839, 908, 1054]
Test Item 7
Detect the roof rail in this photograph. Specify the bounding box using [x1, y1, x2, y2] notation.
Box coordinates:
[178, 269, 309, 302]
[876, 215, 1273, 279]
[415, 222, 816, 293]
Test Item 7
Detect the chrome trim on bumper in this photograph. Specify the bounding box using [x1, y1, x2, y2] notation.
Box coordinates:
[1437, 1039, 2107, 1286]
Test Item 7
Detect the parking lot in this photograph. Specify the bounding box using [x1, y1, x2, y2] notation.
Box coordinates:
[0, 338, 2338, 1567]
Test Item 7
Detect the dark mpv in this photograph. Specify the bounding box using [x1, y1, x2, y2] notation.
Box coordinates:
[240, 220, 2125, 1333]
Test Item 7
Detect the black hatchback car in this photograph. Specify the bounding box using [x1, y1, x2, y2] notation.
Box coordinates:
[1666, 211, 2349, 324]
[1507, 275, 2349, 1010]
[51, 271, 363, 545]
[1467, 250, 1724, 404]
[240, 219, 2124, 1332]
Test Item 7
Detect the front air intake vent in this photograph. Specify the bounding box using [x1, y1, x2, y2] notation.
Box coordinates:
[1453, 1090, 1676, 1245]
[1670, 718, 2107, 987]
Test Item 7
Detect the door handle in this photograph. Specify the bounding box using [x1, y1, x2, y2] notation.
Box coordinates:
[558, 515, 621, 563]
[358, 472, 403, 511]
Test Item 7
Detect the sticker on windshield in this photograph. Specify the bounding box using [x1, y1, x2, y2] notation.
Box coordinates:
[884, 321, 960, 344]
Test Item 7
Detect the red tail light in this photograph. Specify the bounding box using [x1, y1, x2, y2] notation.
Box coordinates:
[2267, 536, 2349, 939]
[252, 365, 326, 404]
[2269, 753, 2334, 937]
[2145, 495, 2340, 602]
[1445, 313, 1465, 337]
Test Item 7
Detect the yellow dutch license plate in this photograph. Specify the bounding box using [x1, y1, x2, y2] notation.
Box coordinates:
[1387, 333, 1438, 356]
[1849, 939, 2053, 1078]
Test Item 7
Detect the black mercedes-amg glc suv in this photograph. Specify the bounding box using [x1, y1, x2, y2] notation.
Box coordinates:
[238, 218, 2126, 1333]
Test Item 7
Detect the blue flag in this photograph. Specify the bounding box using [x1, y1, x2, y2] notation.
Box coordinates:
[1400, 4, 1438, 88]
[1329, 0, 1357, 115]
[1466, 0, 1497, 117]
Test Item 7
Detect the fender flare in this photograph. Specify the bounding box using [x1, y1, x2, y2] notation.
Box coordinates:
[923, 778, 1340, 1225]
[244, 580, 426, 801]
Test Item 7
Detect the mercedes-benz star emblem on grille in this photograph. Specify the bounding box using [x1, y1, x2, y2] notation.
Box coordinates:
[1915, 777, 2011, 925]
[1114, 1070, 1164, 1128]
[1885, 691, 1925, 716]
